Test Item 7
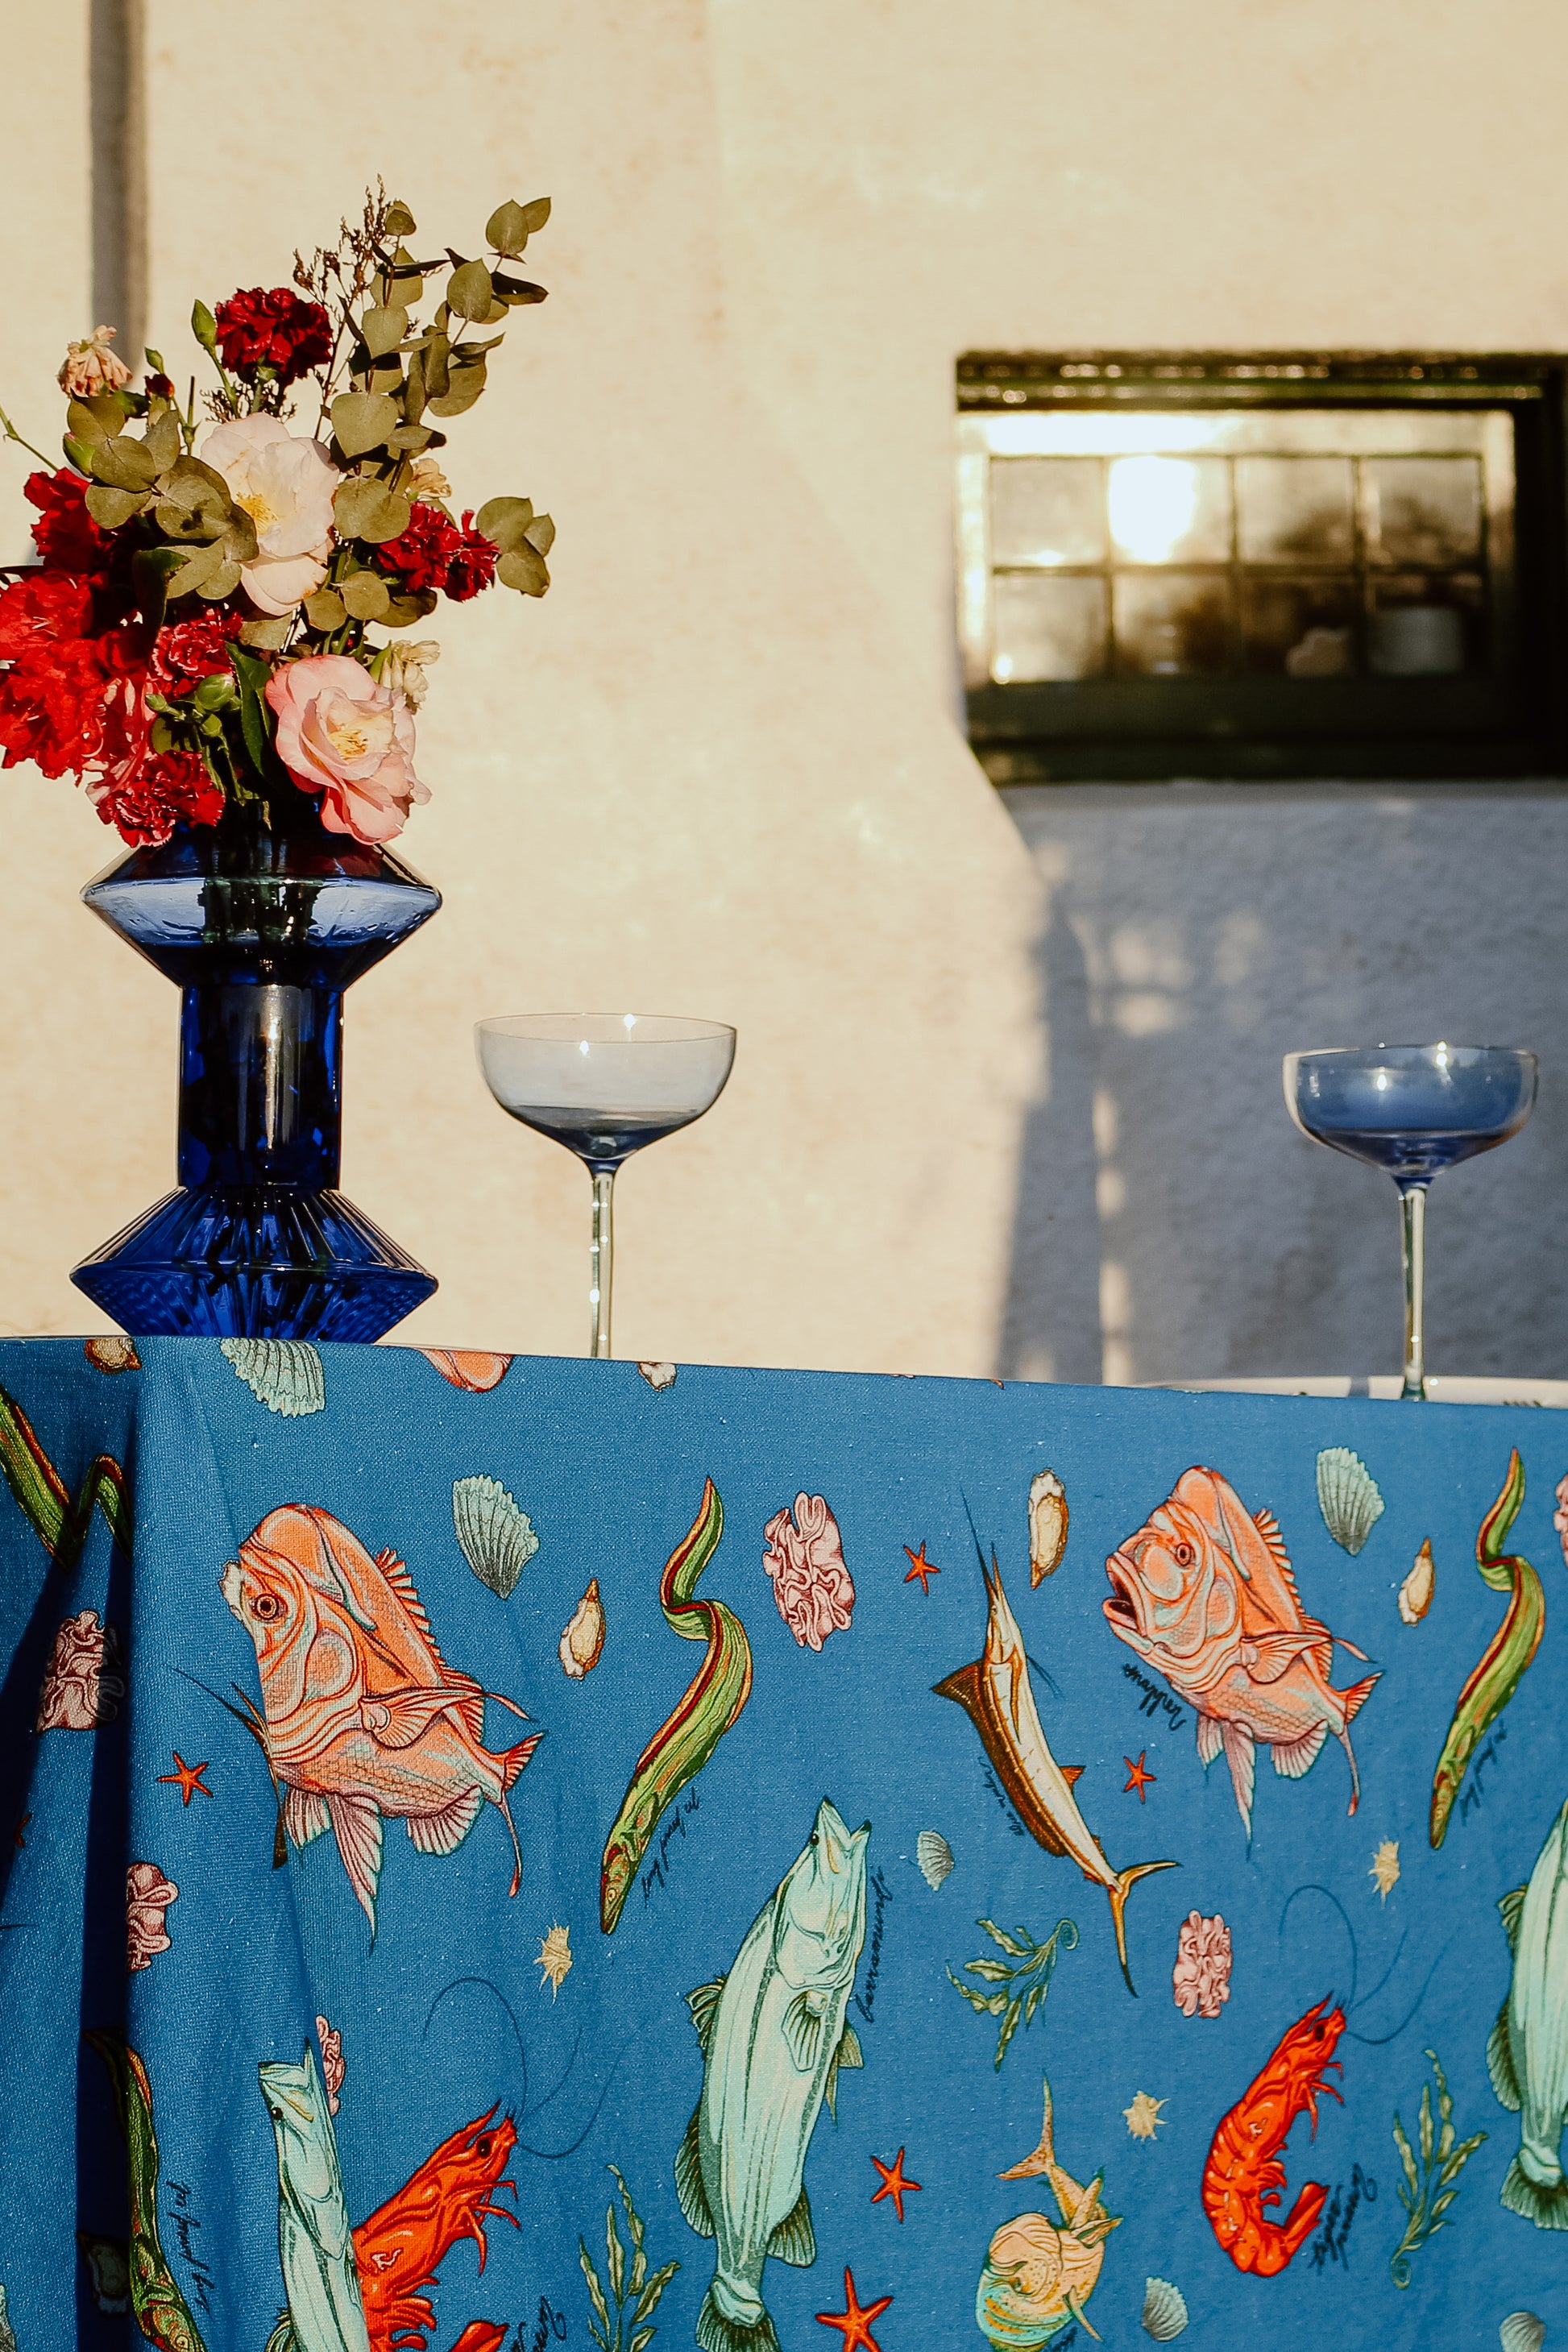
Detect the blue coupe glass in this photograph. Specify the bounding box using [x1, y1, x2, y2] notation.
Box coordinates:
[1284, 1043, 1537, 1398]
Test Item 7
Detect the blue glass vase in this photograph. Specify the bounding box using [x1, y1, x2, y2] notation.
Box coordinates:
[70, 800, 440, 1340]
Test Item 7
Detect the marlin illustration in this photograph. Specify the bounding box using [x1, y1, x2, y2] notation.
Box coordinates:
[258, 2045, 370, 2352]
[676, 1798, 869, 2352]
[935, 1559, 1175, 1993]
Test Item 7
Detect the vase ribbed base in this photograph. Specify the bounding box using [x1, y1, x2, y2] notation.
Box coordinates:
[71, 1184, 437, 1342]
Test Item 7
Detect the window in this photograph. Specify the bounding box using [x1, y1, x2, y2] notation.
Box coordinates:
[957, 353, 1568, 783]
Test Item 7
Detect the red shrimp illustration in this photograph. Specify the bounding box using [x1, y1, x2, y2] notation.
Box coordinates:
[352, 2106, 518, 2352]
[1201, 1997, 1345, 2275]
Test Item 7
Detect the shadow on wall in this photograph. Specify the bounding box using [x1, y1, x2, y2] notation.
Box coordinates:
[999, 786, 1568, 1386]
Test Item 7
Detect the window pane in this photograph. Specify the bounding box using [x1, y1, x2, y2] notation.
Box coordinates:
[1113, 574, 1231, 674]
[989, 457, 1105, 566]
[1364, 457, 1483, 567]
[1242, 577, 1361, 674]
[992, 575, 1109, 682]
[1107, 455, 1230, 564]
[1235, 457, 1354, 565]
[1367, 573, 1484, 673]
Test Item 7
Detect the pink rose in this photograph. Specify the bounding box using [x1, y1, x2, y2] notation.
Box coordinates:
[1172, 1910, 1232, 2018]
[35, 1611, 125, 1732]
[127, 1860, 178, 1972]
[266, 654, 430, 844]
[197, 414, 337, 616]
[762, 1494, 855, 1650]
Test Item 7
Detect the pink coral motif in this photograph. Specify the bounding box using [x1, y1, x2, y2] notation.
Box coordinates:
[1555, 1473, 1568, 1566]
[126, 1862, 178, 1972]
[35, 1611, 126, 1732]
[1172, 1910, 1233, 2018]
[762, 1494, 855, 1651]
[316, 2014, 345, 2113]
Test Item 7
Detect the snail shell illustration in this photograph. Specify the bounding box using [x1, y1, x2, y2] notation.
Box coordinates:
[558, 1578, 606, 1678]
[1028, 1469, 1069, 1585]
[1399, 1538, 1435, 1624]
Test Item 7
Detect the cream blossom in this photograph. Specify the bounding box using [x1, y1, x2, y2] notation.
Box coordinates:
[404, 455, 451, 504]
[197, 414, 338, 616]
[266, 654, 429, 844]
[59, 326, 131, 399]
[383, 638, 440, 710]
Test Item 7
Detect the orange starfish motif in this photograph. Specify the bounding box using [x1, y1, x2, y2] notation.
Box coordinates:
[817, 2268, 892, 2352]
[902, 1541, 940, 1595]
[1123, 1750, 1156, 1802]
[870, 2147, 922, 2221]
[157, 1751, 213, 1806]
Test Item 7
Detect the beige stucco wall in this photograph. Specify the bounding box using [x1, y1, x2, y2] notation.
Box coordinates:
[0, 0, 1040, 1369]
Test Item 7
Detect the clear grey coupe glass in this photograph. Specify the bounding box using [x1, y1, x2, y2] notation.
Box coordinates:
[1284, 1043, 1537, 1398]
[475, 1014, 736, 1359]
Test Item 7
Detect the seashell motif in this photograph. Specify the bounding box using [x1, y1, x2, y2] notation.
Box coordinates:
[1316, 1446, 1384, 1555]
[1141, 2277, 1189, 2341]
[537, 1921, 572, 1997]
[1028, 1469, 1068, 1585]
[1369, 1838, 1400, 1900]
[638, 1361, 678, 1391]
[452, 1474, 539, 1599]
[1501, 2317, 1546, 2352]
[1399, 1537, 1435, 1624]
[219, 1338, 326, 1418]
[419, 1349, 512, 1392]
[916, 1829, 954, 1890]
[559, 1579, 606, 1678]
[85, 1337, 139, 1374]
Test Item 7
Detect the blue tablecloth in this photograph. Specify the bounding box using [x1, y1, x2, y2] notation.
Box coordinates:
[0, 1338, 1562, 2352]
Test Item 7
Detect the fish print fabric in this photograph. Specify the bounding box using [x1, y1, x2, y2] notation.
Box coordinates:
[2, 1341, 1568, 2350]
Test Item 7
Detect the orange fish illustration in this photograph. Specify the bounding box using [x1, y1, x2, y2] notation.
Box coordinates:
[223, 1504, 541, 1931]
[1104, 1468, 1379, 1839]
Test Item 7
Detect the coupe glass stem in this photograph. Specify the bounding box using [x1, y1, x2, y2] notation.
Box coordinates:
[1399, 1180, 1427, 1400]
[589, 1168, 615, 1359]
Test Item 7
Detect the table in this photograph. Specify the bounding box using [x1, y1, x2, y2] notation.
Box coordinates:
[0, 1338, 1562, 2351]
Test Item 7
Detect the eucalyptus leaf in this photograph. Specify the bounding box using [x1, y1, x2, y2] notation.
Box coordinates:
[334, 479, 413, 545]
[428, 357, 487, 417]
[475, 495, 534, 550]
[84, 484, 151, 529]
[167, 539, 228, 596]
[521, 196, 551, 232]
[66, 397, 112, 446]
[388, 425, 436, 454]
[195, 558, 243, 604]
[498, 545, 550, 595]
[402, 351, 427, 424]
[88, 436, 158, 491]
[486, 199, 536, 256]
[381, 588, 439, 628]
[131, 545, 185, 628]
[239, 616, 291, 650]
[390, 246, 425, 304]
[492, 273, 549, 306]
[369, 353, 406, 397]
[525, 512, 556, 555]
[339, 570, 392, 621]
[385, 201, 417, 237]
[143, 409, 181, 475]
[303, 587, 348, 633]
[446, 259, 495, 321]
[422, 334, 450, 403]
[61, 435, 96, 475]
[331, 391, 400, 458]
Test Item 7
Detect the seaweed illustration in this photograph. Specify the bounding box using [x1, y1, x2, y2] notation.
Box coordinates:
[1390, 2048, 1487, 2286]
[1429, 1450, 1543, 1848]
[948, 1917, 1079, 2069]
[579, 2164, 679, 2352]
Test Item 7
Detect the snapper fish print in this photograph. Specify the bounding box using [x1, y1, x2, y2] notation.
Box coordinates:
[1104, 1468, 1379, 1841]
[223, 1504, 541, 1935]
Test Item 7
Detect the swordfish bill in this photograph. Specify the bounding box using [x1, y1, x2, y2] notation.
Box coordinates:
[935, 1562, 1176, 1993]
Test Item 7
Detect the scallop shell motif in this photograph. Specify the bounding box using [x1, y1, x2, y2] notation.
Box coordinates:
[638, 1361, 678, 1391]
[1500, 2317, 1546, 2352]
[1028, 1468, 1068, 1585]
[1142, 2278, 1189, 2341]
[559, 1579, 606, 1678]
[1316, 1446, 1384, 1555]
[452, 1475, 539, 1599]
[218, 1338, 326, 1418]
[916, 1829, 954, 1890]
[1399, 1537, 1435, 1624]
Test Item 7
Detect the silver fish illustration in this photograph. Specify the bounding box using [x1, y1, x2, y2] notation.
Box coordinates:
[1490, 1795, 1568, 2229]
[676, 1798, 869, 2352]
[258, 2045, 371, 2352]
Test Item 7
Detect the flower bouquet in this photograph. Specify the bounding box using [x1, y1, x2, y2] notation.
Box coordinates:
[0, 188, 554, 1341]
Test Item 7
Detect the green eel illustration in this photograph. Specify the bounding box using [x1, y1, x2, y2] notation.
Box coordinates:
[1430, 1451, 1543, 1849]
[676, 1798, 868, 2352]
[83, 2028, 208, 2352]
[0, 1381, 131, 1570]
[600, 1479, 753, 1932]
[258, 2046, 370, 2352]
[1490, 1794, 1568, 2228]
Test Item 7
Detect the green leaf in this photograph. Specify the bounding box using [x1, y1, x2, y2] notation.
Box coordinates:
[604, 2202, 625, 2304]
[131, 545, 185, 629]
[239, 616, 290, 651]
[446, 258, 496, 321]
[66, 396, 114, 446]
[486, 199, 537, 255]
[191, 298, 218, 352]
[628, 2331, 654, 2352]
[1392, 2116, 1420, 2201]
[88, 435, 158, 491]
[978, 1919, 1031, 1957]
[143, 410, 182, 475]
[579, 2241, 612, 2337]
[388, 425, 437, 454]
[499, 545, 550, 595]
[633, 2261, 679, 2320]
[945, 1967, 993, 2014]
[492, 272, 549, 306]
[194, 558, 242, 602]
[303, 587, 348, 633]
[962, 1959, 1012, 1983]
[1418, 2082, 1433, 2174]
[331, 391, 400, 458]
[84, 484, 151, 529]
[334, 479, 413, 545]
[427, 358, 487, 418]
[423, 334, 450, 403]
[525, 512, 556, 555]
[475, 495, 534, 550]
[402, 351, 427, 425]
[62, 434, 96, 474]
[993, 1997, 1023, 2069]
[385, 200, 417, 237]
[381, 588, 440, 629]
[339, 570, 392, 621]
[390, 246, 425, 304]
[521, 196, 551, 232]
[360, 306, 409, 359]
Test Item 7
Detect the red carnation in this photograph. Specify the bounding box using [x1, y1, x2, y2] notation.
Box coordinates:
[25, 469, 113, 577]
[87, 745, 222, 848]
[149, 608, 243, 695]
[0, 571, 130, 778]
[214, 287, 333, 388]
[379, 504, 498, 603]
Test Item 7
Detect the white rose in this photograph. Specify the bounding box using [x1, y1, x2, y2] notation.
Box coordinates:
[197, 414, 338, 616]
